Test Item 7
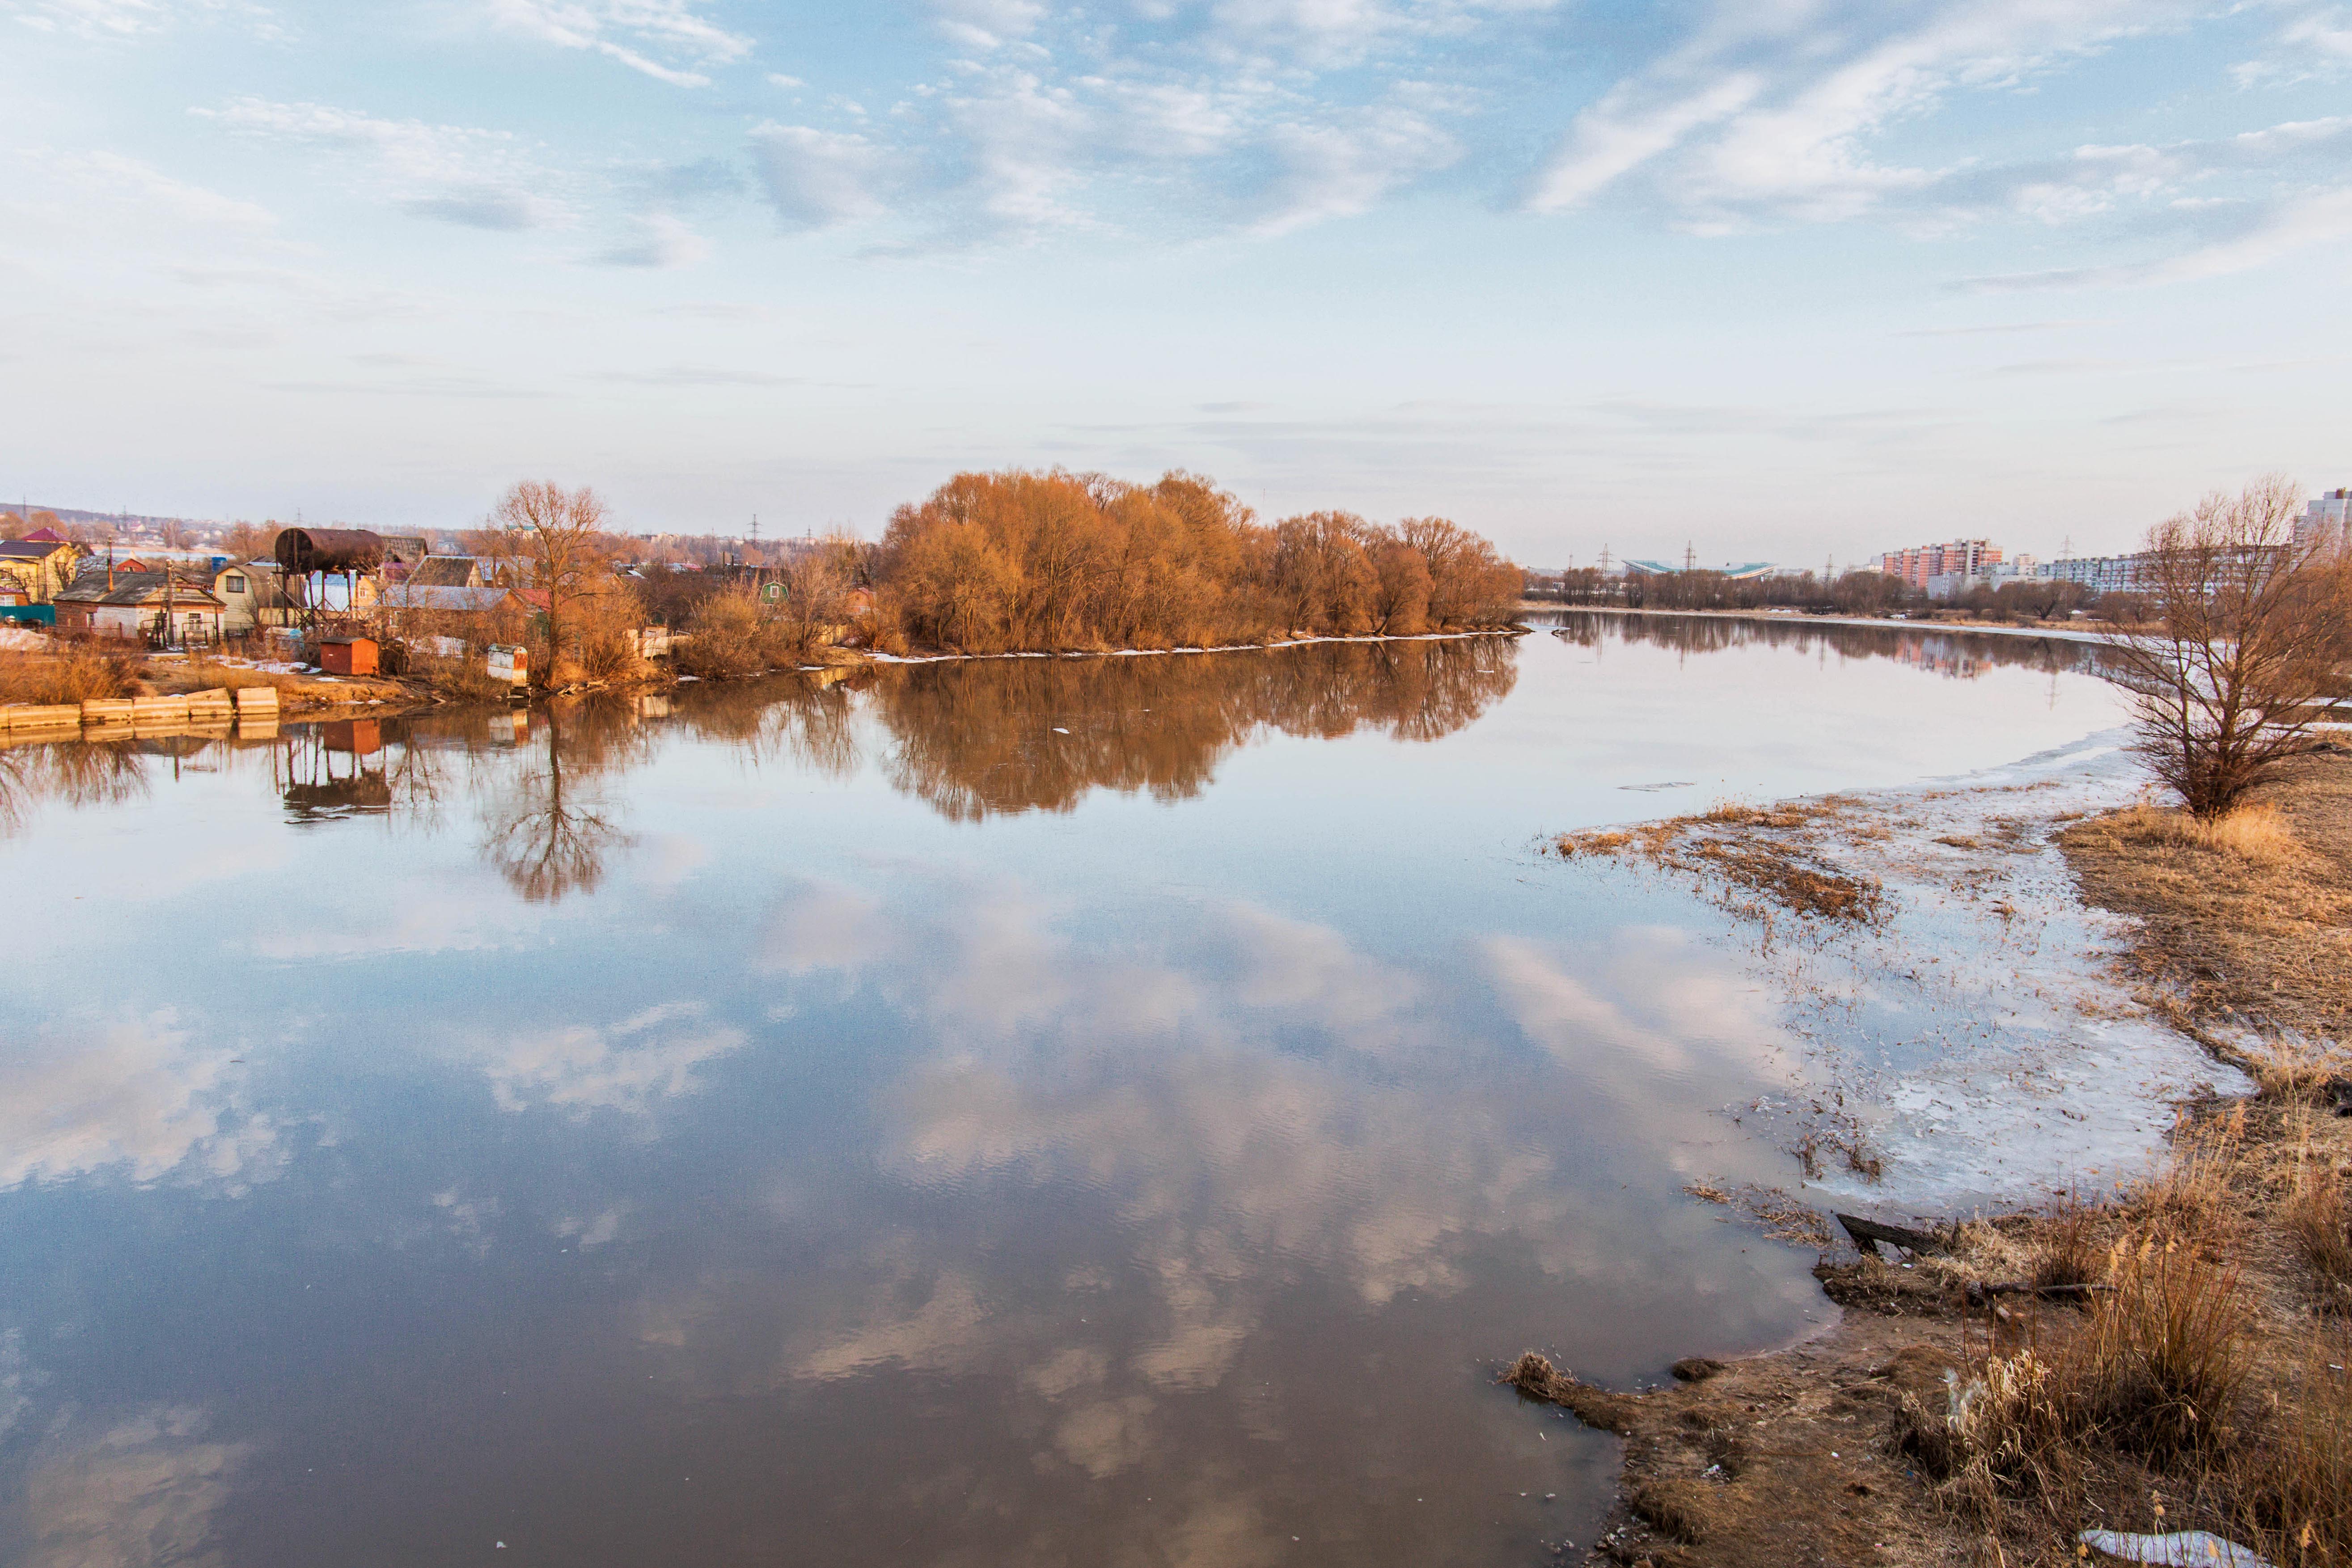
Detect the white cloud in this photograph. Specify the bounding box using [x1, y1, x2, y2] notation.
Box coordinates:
[749, 123, 884, 231]
[20, 1407, 252, 1568]
[0, 1011, 280, 1191]
[1526, 0, 2199, 222]
[463, 1000, 749, 1116]
[595, 211, 711, 266]
[191, 97, 571, 230]
[483, 0, 753, 87]
[54, 150, 276, 232]
[8, 0, 164, 34]
[2232, 5, 2352, 84]
[1247, 103, 1460, 234]
[1959, 184, 2352, 291]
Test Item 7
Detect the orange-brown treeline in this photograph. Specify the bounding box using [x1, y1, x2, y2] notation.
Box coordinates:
[870, 469, 1522, 654]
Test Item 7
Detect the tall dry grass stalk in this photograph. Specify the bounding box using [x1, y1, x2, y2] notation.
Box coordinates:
[2235, 1332, 2352, 1567]
[2283, 1144, 2352, 1299]
[0, 648, 140, 705]
[2085, 1238, 2255, 1460]
[2127, 1104, 2250, 1246]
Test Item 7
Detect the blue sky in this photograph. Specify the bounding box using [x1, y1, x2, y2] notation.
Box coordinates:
[3, 0, 2348, 563]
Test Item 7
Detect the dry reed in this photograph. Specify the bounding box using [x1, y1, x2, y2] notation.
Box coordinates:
[0, 648, 141, 705]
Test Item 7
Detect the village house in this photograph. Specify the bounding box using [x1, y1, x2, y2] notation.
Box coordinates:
[0, 530, 87, 604]
[205, 559, 292, 633]
[54, 570, 227, 642]
[378, 579, 529, 651]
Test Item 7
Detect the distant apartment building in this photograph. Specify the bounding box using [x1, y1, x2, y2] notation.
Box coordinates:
[1924, 553, 2040, 600]
[2297, 489, 2350, 553]
[1879, 539, 2003, 592]
[2044, 553, 2152, 595]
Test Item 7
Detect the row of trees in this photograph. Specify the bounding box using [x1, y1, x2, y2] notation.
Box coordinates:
[1533, 563, 2109, 623]
[419, 470, 1520, 685]
[877, 469, 1522, 652]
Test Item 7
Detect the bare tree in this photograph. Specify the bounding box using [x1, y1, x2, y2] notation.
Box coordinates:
[482, 482, 618, 682]
[2102, 475, 2352, 819]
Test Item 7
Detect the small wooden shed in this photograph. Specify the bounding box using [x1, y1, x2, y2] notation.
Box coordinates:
[318, 635, 379, 677]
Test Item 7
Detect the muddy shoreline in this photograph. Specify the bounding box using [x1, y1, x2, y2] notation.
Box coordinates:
[1512, 745, 2352, 1567]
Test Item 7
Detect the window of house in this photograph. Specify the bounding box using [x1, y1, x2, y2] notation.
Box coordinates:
[224, 574, 247, 594]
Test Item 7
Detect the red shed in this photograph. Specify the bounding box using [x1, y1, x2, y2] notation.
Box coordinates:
[318, 635, 379, 677]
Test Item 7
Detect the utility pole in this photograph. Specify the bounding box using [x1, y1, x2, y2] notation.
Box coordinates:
[1684, 540, 1696, 574]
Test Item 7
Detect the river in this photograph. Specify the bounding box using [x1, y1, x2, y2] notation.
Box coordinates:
[0, 615, 2126, 1567]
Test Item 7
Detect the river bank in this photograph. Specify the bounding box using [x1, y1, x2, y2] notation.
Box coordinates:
[1525, 604, 2125, 648]
[1515, 746, 2352, 1566]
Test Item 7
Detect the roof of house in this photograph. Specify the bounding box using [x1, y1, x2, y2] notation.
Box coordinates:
[408, 555, 489, 588]
[381, 583, 520, 613]
[21, 527, 69, 544]
[0, 539, 73, 562]
[85, 573, 228, 609]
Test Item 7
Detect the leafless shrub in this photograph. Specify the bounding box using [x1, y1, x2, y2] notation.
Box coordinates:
[2101, 475, 2352, 820]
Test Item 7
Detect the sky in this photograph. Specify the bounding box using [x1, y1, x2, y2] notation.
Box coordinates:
[2, 0, 2349, 565]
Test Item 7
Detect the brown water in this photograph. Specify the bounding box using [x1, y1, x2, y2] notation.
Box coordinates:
[0, 617, 2123, 1567]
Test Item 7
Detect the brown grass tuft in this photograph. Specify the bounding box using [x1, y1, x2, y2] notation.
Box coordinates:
[2235, 1333, 2352, 1566]
[2032, 1195, 2105, 1294]
[2284, 1158, 2352, 1301]
[0, 648, 141, 706]
[2082, 1238, 2256, 1461]
[2102, 800, 2298, 863]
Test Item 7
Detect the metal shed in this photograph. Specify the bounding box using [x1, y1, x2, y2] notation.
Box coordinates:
[318, 635, 379, 677]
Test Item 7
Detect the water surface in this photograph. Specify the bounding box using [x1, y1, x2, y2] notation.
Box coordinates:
[0, 616, 2124, 1566]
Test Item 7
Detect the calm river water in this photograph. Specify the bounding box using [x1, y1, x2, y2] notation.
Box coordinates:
[0, 614, 2124, 1567]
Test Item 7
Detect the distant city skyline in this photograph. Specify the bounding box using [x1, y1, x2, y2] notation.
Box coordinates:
[3, 0, 2348, 564]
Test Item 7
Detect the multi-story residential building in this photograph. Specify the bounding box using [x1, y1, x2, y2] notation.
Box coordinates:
[2296, 489, 2349, 553]
[1878, 539, 2003, 590]
[2043, 553, 2152, 595]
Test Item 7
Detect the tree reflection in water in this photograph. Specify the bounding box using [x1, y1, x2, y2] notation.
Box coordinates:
[0, 739, 149, 837]
[1548, 609, 2117, 683]
[476, 696, 644, 902]
[861, 637, 1521, 821]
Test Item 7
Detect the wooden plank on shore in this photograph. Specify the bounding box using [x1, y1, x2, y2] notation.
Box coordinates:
[1836, 1212, 1951, 1258]
[81, 698, 134, 722]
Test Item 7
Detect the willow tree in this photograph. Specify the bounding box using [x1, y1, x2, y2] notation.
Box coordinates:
[2102, 475, 2352, 819]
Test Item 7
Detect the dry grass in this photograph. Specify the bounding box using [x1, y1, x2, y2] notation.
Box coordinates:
[2031, 1196, 2104, 1294]
[2101, 800, 2297, 863]
[1684, 1179, 1838, 1249]
[0, 648, 141, 705]
[2284, 1155, 2352, 1302]
[2234, 1332, 2352, 1564]
[411, 654, 516, 703]
[1551, 798, 1889, 926]
[2084, 1239, 2256, 1461]
[2064, 757, 2352, 1051]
